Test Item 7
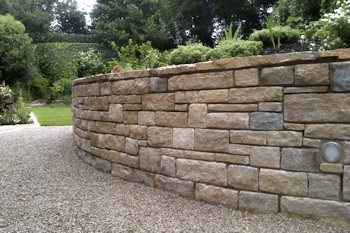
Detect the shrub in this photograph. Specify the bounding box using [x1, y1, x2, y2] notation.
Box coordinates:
[35, 33, 98, 43]
[249, 26, 300, 47]
[50, 78, 72, 100]
[77, 49, 106, 77]
[203, 40, 263, 61]
[28, 77, 50, 99]
[169, 43, 211, 65]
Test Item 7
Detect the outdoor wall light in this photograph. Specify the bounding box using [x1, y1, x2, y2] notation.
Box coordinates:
[320, 141, 343, 163]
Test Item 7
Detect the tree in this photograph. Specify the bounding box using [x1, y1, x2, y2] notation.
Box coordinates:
[0, 14, 37, 86]
[53, 0, 89, 34]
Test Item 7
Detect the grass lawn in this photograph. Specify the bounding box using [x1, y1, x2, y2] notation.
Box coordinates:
[29, 105, 72, 126]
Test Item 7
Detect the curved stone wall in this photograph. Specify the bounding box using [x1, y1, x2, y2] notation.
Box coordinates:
[73, 49, 350, 222]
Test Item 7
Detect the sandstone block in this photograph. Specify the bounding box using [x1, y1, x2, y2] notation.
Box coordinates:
[108, 104, 123, 122]
[230, 130, 266, 145]
[261, 66, 294, 85]
[188, 104, 207, 128]
[184, 151, 215, 161]
[320, 163, 343, 174]
[130, 125, 147, 140]
[149, 77, 167, 92]
[92, 134, 126, 152]
[194, 129, 229, 153]
[112, 164, 155, 187]
[227, 165, 258, 191]
[156, 175, 194, 198]
[138, 111, 155, 126]
[125, 138, 139, 155]
[123, 95, 142, 104]
[111, 78, 149, 95]
[198, 90, 228, 103]
[92, 122, 116, 134]
[174, 91, 199, 103]
[330, 62, 350, 91]
[123, 111, 138, 124]
[281, 196, 350, 221]
[133, 169, 156, 187]
[284, 94, 350, 123]
[113, 152, 140, 168]
[142, 93, 174, 111]
[176, 159, 227, 186]
[258, 102, 282, 112]
[250, 112, 283, 130]
[305, 124, 350, 140]
[250, 146, 280, 168]
[295, 63, 329, 85]
[100, 82, 112, 95]
[139, 147, 161, 173]
[344, 141, 350, 164]
[160, 156, 176, 176]
[123, 104, 141, 111]
[284, 123, 305, 131]
[208, 104, 258, 112]
[283, 86, 329, 93]
[234, 68, 259, 87]
[195, 183, 238, 209]
[281, 148, 319, 172]
[267, 131, 303, 146]
[174, 104, 188, 111]
[90, 147, 110, 160]
[161, 148, 185, 158]
[344, 166, 350, 201]
[228, 144, 251, 155]
[173, 128, 194, 150]
[228, 87, 283, 103]
[259, 169, 308, 196]
[308, 173, 340, 200]
[116, 124, 130, 136]
[107, 150, 121, 163]
[155, 112, 188, 128]
[168, 71, 234, 91]
[93, 156, 112, 173]
[74, 127, 90, 139]
[239, 191, 279, 214]
[147, 127, 172, 147]
[207, 113, 249, 129]
[84, 97, 109, 111]
[215, 153, 249, 165]
[108, 95, 124, 104]
[303, 138, 321, 147]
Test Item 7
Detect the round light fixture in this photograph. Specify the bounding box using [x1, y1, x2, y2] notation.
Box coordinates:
[320, 142, 342, 163]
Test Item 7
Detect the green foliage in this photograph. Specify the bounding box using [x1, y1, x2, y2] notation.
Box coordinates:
[203, 40, 263, 61]
[220, 23, 241, 41]
[36, 33, 97, 43]
[0, 14, 38, 86]
[50, 79, 72, 100]
[28, 77, 50, 100]
[169, 43, 211, 65]
[77, 49, 106, 77]
[249, 26, 300, 47]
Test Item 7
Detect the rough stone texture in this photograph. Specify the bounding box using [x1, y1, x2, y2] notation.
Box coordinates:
[156, 175, 194, 198]
[261, 66, 294, 85]
[215, 153, 249, 165]
[112, 152, 140, 168]
[155, 112, 188, 128]
[160, 156, 176, 176]
[259, 169, 308, 196]
[75, 83, 99, 97]
[234, 68, 259, 87]
[344, 166, 350, 201]
[124, 95, 142, 103]
[227, 165, 258, 191]
[283, 123, 305, 131]
[330, 62, 350, 92]
[108, 104, 123, 122]
[116, 124, 130, 137]
[283, 86, 329, 93]
[258, 102, 282, 112]
[281, 148, 319, 172]
[176, 159, 227, 186]
[250, 146, 280, 168]
[147, 127, 172, 147]
[188, 104, 207, 128]
[284, 94, 350, 123]
[194, 129, 229, 153]
[184, 151, 215, 161]
[295, 63, 330, 86]
[91, 134, 125, 152]
[125, 138, 139, 155]
[239, 191, 279, 214]
[195, 183, 238, 209]
[160, 148, 185, 158]
[230, 130, 266, 145]
[138, 111, 155, 126]
[100, 82, 112, 95]
[168, 71, 234, 91]
[174, 91, 199, 103]
[142, 93, 174, 111]
[208, 104, 258, 112]
[149, 77, 167, 93]
[123, 104, 142, 111]
[308, 173, 340, 200]
[303, 138, 321, 148]
[174, 104, 188, 111]
[199, 90, 228, 103]
[344, 141, 350, 164]
[173, 128, 194, 150]
[228, 87, 283, 103]
[207, 113, 249, 129]
[305, 124, 350, 140]
[92, 122, 116, 134]
[111, 79, 149, 95]
[139, 147, 161, 173]
[267, 131, 303, 147]
[320, 163, 344, 174]
[93, 156, 112, 173]
[84, 97, 109, 111]
[250, 112, 283, 130]
[281, 196, 350, 221]
[228, 144, 251, 155]
[112, 164, 155, 187]
[123, 111, 138, 124]
[130, 125, 147, 140]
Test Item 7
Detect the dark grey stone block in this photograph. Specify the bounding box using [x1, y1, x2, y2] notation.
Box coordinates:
[250, 112, 283, 130]
[330, 62, 350, 92]
[149, 77, 167, 93]
[93, 157, 112, 173]
[281, 148, 320, 172]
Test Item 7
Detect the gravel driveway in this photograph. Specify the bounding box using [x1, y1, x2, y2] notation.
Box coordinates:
[0, 126, 348, 232]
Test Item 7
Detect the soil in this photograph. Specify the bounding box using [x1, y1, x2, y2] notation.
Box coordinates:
[262, 43, 311, 55]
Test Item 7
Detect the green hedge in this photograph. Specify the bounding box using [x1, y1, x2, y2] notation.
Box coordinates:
[34, 33, 98, 43]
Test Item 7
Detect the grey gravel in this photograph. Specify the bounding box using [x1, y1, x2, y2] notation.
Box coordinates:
[0, 126, 348, 233]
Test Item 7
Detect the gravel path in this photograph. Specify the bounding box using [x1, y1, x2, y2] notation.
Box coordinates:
[0, 126, 348, 232]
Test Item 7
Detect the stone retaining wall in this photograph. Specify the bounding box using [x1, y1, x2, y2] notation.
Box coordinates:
[72, 49, 350, 222]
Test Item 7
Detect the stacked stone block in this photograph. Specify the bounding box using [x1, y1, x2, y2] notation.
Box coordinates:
[72, 50, 350, 222]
